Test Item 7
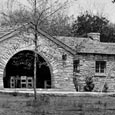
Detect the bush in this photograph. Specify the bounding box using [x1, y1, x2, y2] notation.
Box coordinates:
[73, 77, 79, 91]
[102, 83, 108, 92]
[84, 77, 94, 92]
[11, 92, 18, 96]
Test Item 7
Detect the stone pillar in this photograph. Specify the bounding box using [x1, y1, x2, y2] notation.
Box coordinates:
[0, 74, 4, 89]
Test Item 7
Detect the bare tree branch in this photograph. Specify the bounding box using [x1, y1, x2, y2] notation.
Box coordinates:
[38, 0, 69, 25]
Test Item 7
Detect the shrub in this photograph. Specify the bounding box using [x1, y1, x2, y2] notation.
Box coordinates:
[11, 92, 18, 96]
[102, 83, 108, 92]
[73, 77, 79, 91]
[84, 77, 94, 92]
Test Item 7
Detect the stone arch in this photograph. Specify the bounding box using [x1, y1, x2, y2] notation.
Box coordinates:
[3, 49, 54, 89]
[0, 35, 75, 90]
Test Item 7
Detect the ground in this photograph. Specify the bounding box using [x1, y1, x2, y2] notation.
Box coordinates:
[0, 92, 115, 115]
[0, 93, 33, 115]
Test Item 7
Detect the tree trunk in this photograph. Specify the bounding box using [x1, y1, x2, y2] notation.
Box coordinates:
[34, 27, 37, 100]
[33, 0, 37, 100]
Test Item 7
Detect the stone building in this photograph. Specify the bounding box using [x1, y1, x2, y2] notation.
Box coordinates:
[74, 33, 115, 92]
[0, 26, 115, 92]
[0, 26, 76, 91]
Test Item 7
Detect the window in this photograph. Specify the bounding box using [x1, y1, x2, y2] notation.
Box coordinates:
[62, 54, 67, 61]
[95, 61, 106, 73]
[73, 60, 80, 73]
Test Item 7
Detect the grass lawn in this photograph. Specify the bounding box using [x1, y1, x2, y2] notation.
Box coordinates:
[0, 92, 115, 115]
[0, 93, 34, 115]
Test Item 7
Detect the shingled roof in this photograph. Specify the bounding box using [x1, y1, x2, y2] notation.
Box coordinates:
[55, 36, 115, 55]
[0, 25, 76, 55]
[0, 25, 115, 55]
[76, 38, 115, 55]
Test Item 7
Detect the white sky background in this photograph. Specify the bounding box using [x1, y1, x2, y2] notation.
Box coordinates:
[1, 0, 115, 23]
[68, 0, 115, 23]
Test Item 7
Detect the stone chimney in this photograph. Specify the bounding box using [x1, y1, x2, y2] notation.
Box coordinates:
[87, 33, 100, 42]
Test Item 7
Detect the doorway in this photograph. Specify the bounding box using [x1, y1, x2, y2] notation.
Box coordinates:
[3, 50, 52, 89]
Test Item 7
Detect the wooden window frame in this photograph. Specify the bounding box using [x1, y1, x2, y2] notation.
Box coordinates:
[95, 61, 106, 74]
[73, 60, 80, 73]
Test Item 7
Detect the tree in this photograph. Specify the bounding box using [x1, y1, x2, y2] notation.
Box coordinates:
[71, 11, 115, 42]
[112, 0, 115, 3]
[47, 13, 72, 36]
[1, 1, 72, 36]
[1, 0, 71, 100]
[71, 11, 109, 37]
[101, 25, 115, 42]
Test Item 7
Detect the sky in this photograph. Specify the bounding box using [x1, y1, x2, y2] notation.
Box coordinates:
[1, 0, 115, 23]
[68, 0, 115, 23]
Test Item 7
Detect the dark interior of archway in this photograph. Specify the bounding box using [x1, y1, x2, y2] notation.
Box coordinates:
[3, 50, 51, 88]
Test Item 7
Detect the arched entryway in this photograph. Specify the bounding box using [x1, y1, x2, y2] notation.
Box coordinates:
[3, 50, 52, 89]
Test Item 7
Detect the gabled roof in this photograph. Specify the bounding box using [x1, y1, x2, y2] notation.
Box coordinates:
[0, 24, 76, 55]
[37, 28, 76, 55]
[0, 25, 26, 42]
[56, 36, 115, 55]
[0, 25, 115, 55]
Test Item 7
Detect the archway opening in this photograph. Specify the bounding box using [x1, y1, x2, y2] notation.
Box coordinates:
[3, 50, 52, 89]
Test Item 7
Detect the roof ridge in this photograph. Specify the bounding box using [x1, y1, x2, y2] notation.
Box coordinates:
[0, 24, 76, 55]
[0, 24, 28, 42]
[37, 28, 76, 55]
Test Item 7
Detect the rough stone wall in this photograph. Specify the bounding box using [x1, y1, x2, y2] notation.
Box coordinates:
[0, 34, 75, 91]
[75, 54, 115, 92]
